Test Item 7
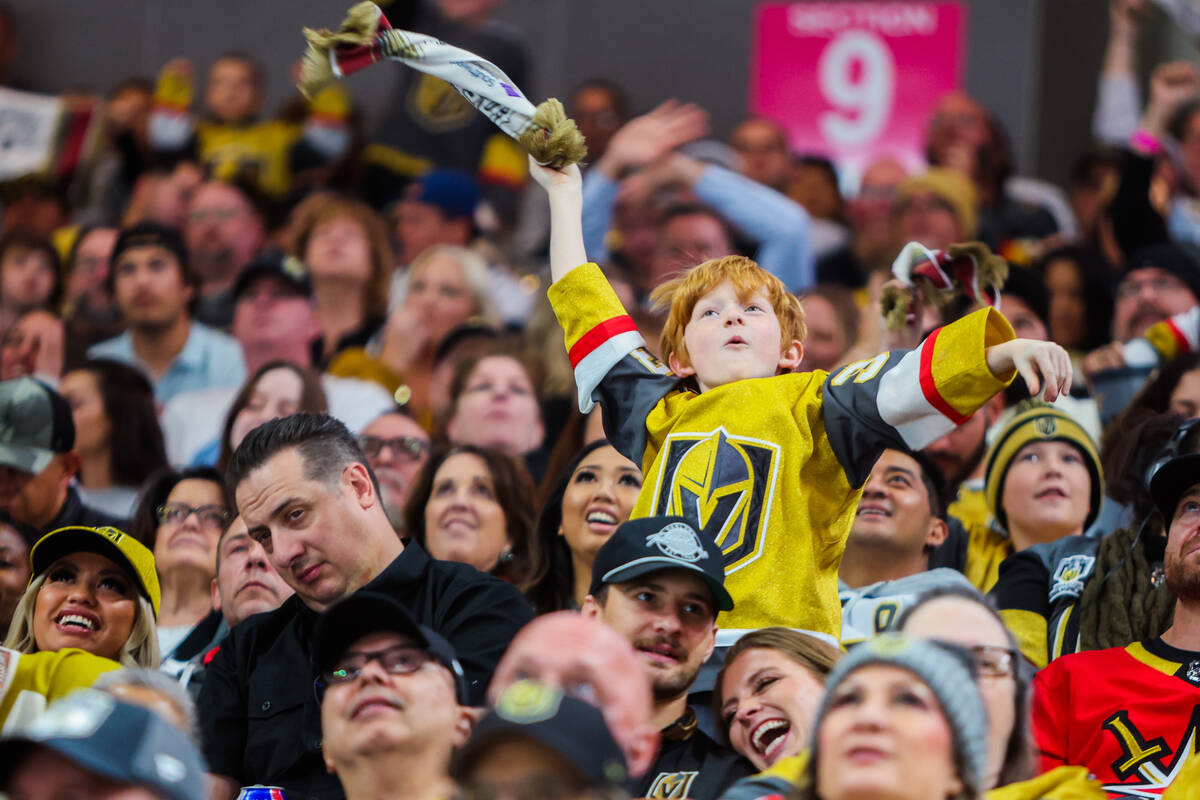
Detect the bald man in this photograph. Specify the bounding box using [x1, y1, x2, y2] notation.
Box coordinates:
[488, 612, 660, 779]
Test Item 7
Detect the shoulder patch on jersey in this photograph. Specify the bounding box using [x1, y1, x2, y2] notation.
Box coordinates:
[1049, 554, 1095, 602]
[647, 771, 699, 799]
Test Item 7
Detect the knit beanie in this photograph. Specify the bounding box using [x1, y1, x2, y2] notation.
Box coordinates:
[812, 634, 987, 799]
[897, 168, 979, 239]
[984, 401, 1103, 533]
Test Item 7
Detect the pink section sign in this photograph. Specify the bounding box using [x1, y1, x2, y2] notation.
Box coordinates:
[751, 2, 965, 187]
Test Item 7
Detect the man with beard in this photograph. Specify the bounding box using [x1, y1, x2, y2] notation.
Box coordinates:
[359, 412, 430, 532]
[88, 223, 245, 403]
[581, 516, 753, 800]
[1031, 450, 1200, 796]
[183, 180, 266, 328]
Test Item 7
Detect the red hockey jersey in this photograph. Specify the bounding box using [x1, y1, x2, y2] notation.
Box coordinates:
[1032, 638, 1200, 797]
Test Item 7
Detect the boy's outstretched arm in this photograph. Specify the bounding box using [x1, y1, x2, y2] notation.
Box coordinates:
[985, 339, 1073, 402]
[529, 158, 587, 283]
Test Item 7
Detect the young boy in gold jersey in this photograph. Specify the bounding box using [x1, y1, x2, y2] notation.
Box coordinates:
[530, 159, 1071, 646]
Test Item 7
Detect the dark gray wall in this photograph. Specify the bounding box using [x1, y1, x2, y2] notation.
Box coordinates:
[0, 0, 1145, 186]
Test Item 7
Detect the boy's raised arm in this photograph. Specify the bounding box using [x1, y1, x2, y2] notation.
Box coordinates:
[985, 338, 1073, 403]
[529, 158, 588, 283]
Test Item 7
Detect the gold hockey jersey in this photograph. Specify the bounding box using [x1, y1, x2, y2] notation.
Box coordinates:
[549, 263, 1014, 639]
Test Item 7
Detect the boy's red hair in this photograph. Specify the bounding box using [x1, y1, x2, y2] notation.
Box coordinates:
[649, 255, 806, 370]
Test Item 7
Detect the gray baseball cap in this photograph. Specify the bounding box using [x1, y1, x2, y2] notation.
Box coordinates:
[0, 689, 207, 800]
[0, 378, 75, 475]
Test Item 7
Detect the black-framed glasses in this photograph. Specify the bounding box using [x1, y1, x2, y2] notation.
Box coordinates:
[156, 503, 230, 529]
[320, 645, 432, 687]
[970, 644, 1019, 678]
[358, 435, 428, 461]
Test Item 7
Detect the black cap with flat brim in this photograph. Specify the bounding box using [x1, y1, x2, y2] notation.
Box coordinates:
[1151, 453, 1200, 524]
[589, 516, 734, 612]
[312, 591, 468, 704]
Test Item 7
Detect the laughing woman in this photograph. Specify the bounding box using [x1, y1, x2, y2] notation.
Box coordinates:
[715, 628, 842, 782]
[4, 525, 160, 668]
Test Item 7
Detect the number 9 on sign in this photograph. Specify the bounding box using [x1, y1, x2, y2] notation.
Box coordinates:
[817, 30, 895, 147]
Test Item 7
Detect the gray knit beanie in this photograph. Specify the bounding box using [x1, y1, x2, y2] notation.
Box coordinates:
[812, 634, 988, 798]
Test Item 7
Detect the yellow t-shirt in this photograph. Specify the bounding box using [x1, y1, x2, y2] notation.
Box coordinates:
[0, 647, 121, 733]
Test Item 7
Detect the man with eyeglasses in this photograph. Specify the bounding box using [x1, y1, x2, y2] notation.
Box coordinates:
[183, 180, 266, 328]
[1029, 451, 1200, 796]
[313, 592, 473, 800]
[359, 412, 430, 532]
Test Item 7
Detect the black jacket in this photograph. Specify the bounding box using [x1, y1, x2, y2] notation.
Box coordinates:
[198, 541, 533, 800]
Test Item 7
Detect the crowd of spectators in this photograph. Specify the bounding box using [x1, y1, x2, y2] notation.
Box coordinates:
[5, 0, 1200, 799]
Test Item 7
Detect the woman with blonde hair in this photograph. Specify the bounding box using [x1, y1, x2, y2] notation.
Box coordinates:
[5, 526, 160, 669]
[331, 244, 501, 427]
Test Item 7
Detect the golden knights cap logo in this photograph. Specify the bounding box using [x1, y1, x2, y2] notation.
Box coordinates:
[494, 679, 561, 724]
[1035, 414, 1058, 436]
[646, 522, 706, 563]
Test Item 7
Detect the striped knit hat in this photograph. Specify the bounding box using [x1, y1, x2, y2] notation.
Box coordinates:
[984, 401, 1103, 533]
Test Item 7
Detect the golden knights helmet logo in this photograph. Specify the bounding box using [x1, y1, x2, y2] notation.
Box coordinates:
[652, 428, 779, 573]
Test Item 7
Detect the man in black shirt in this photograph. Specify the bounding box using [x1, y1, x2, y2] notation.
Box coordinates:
[581, 516, 754, 800]
[198, 413, 533, 800]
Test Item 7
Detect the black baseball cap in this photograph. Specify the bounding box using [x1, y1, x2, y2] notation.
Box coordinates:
[0, 689, 206, 800]
[590, 516, 734, 612]
[451, 680, 628, 788]
[232, 251, 313, 303]
[110, 222, 188, 273]
[1121, 242, 1200, 302]
[312, 591, 468, 704]
[0, 378, 74, 474]
[1150, 453, 1200, 523]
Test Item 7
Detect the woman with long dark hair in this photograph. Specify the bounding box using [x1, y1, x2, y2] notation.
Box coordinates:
[59, 359, 168, 519]
[526, 440, 642, 611]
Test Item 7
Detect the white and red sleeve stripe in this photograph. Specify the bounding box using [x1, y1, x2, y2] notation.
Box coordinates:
[567, 315, 646, 412]
[876, 328, 965, 449]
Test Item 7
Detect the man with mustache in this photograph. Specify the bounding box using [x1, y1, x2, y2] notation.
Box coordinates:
[88, 222, 245, 404]
[1031, 450, 1200, 796]
[838, 448, 973, 643]
[581, 516, 752, 800]
[314, 592, 473, 800]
